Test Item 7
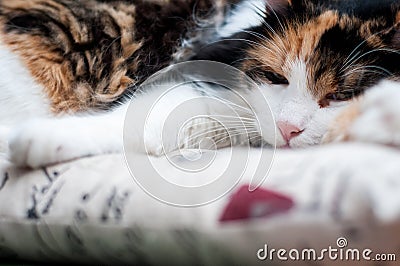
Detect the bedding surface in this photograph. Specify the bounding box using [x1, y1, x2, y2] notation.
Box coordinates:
[0, 144, 400, 265]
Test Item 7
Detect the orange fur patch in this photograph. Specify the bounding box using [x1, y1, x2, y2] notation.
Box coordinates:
[243, 11, 339, 82]
[0, 0, 142, 113]
[322, 101, 361, 143]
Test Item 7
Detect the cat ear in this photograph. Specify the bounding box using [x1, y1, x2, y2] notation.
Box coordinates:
[265, 0, 311, 17]
[190, 31, 253, 66]
[265, 0, 292, 14]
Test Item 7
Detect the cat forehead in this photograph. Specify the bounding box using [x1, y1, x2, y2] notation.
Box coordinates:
[246, 8, 398, 72]
[251, 11, 342, 65]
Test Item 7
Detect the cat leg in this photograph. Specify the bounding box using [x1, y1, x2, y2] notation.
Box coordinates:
[8, 107, 126, 168]
[8, 84, 208, 168]
[323, 80, 400, 146]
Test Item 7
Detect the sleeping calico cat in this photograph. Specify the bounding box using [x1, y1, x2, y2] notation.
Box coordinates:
[0, 0, 399, 168]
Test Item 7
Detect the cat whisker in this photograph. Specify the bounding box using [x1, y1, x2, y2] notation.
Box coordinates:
[243, 1, 285, 52]
[185, 118, 256, 126]
[341, 29, 387, 71]
[342, 48, 400, 74]
[343, 69, 390, 79]
[256, 2, 289, 55]
[182, 128, 228, 144]
[241, 30, 268, 42]
[204, 131, 261, 148]
[248, 133, 263, 141]
[240, 29, 287, 56]
[210, 95, 256, 115]
[212, 130, 261, 147]
[183, 126, 259, 146]
[340, 52, 361, 73]
[207, 114, 256, 122]
[181, 122, 256, 136]
[263, 0, 285, 33]
[184, 122, 257, 132]
[183, 121, 257, 136]
[343, 65, 392, 77]
[356, 69, 366, 88]
[242, 134, 264, 145]
[182, 118, 256, 131]
[254, 18, 287, 54]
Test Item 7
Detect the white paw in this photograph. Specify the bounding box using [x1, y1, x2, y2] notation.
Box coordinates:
[142, 123, 179, 157]
[141, 117, 216, 156]
[8, 118, 113, 168]
[348, 81, 400, 146]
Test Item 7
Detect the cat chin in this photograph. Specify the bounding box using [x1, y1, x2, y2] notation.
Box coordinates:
[289, 136, 323, 148]
[275, 136, 324, 149]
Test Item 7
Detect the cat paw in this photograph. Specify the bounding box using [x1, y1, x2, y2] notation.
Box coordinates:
[8, 119, 104, 168]
[142, 126, 179, 157]
[323, 81, 400, 146]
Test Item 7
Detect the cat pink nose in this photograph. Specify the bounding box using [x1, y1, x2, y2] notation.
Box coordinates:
[277, 121, 303, 142]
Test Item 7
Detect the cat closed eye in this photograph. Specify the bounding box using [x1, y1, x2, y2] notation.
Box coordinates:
[262, 71, 289, 85]
[324, 90, 361, 102]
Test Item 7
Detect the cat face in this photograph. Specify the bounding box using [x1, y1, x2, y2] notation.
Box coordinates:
[196, 0, 400, 148]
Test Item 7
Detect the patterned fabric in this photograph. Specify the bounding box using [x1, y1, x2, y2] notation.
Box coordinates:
[219, 186, 295, 222]
[0, 144, 400, 265]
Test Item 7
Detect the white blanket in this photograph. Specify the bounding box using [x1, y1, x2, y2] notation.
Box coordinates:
[0, 143, 400, 265]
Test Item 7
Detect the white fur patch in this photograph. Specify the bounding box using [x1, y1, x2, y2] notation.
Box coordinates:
[277, 60, 315, 128]
[217, 0, 265, 37]
[349, 80, 400, 145]
[0, 40, 51, 126]
[8, 107, 126, 168]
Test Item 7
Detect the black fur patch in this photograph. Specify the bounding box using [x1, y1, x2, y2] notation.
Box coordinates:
[319, 0, 399, 19]
[190, 31, 255, 66]
[131, 0, 211, 82]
